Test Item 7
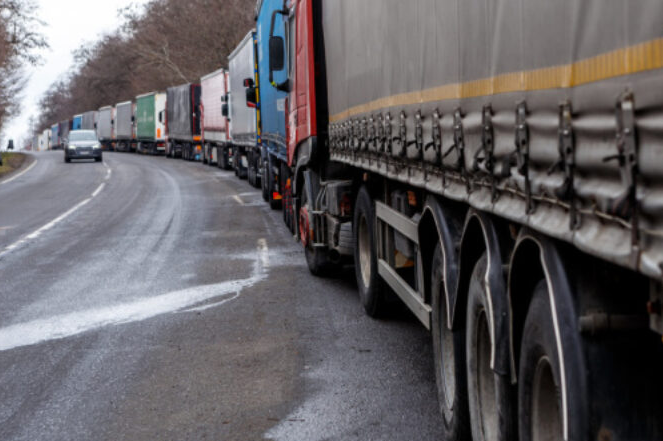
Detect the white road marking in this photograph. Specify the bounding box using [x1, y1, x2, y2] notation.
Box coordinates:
[91, 183, 105, 197]
[0, 160, 38, 185]
[0, 167, 111, 258]
[0, 239, 271, 352]
[233, 195, 245, 205]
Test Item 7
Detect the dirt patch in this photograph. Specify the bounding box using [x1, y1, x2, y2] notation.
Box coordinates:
[0, 153, 31, 179]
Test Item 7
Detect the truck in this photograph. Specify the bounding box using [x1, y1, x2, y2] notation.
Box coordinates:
[81, 111, 97, 131]
[165, 83, 202, 160]
[135, 92, 167, 155]
[201, 68, 231, 168]
[228, 30, 259, 180]
[114, 101, 134, 152]
[255, 0, 288, 208]
[97, 106, 114, 151]
[266, 1, 663, 439]
[57, 120, 70, 149]
[72, 114, 83, 131]
[40, 129, 50, 151]
[50, 124, 59, 150]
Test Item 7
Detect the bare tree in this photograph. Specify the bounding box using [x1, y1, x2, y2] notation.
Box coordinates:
[0, 0, 47, 133]
[35, 0, 253, 132]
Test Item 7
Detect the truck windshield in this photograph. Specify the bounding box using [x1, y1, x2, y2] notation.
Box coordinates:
[69, 131, 97, 142]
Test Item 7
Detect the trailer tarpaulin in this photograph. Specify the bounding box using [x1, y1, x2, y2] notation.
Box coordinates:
[323, 0, 663, 278]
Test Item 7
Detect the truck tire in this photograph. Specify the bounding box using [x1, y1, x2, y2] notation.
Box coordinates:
[466, 254, 514, 441]
[518, 281, 564, 441]
[432, 243, 470, 441]
[353, 186, 388, 317]
[220, 148, 230, 170]
[261, 160, 269, 202]
[300, 183, 334, 277]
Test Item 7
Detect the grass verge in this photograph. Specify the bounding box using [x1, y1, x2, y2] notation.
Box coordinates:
[0, 152, 29, 179]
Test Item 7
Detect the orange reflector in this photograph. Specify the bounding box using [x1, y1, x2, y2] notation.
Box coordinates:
[407, 191, 417, 206]
[157, 129, 161, 138]
[272, 192, 283, 201]
[196, 145, 202, 151]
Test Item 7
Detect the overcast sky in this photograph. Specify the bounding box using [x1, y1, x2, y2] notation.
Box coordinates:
[2, 0, 150, 147]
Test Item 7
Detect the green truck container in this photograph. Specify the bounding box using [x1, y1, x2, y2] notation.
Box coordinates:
[135, 92, 167, 155]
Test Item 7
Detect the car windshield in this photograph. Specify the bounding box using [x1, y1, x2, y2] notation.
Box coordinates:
[69, 131, 97, 142]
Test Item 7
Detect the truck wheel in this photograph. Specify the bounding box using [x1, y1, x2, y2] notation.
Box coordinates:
[353, 186, 388, 317]
[432, 243, 470, 441]
[300, 183, 334, 276]
[466, 254, 514, 441]
[518, 281, 564, 441]
[261, 160, 269, 202]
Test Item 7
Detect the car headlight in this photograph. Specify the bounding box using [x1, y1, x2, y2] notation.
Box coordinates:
[93, 144, 101, 150]
[67, 145, 77, 150]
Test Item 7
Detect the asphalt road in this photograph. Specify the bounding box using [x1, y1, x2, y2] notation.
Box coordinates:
[0, 151, 444, 440]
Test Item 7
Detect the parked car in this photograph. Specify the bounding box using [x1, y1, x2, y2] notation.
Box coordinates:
[64, 130, 103, 163]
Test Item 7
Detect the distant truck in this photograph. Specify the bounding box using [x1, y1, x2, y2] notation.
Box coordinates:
[81, 111, 97, 131]
[114, 101, 134, 152]
[201, 68, 231, 167]
[165, 83, 202, 160]
[255, 0, 288, 208]
[50, 124, 59, 150]
[97, 106, 114, 151]
[72, 114, 83, 131]
[57, 120, 70, 149]
[43, 128, 51, 150]
[135, 92, 167, 155]
[228, 30, 259, 180]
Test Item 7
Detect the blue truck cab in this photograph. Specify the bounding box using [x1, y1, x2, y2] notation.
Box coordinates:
[256, 0, 289, 208]
[72, 114, 83, 131]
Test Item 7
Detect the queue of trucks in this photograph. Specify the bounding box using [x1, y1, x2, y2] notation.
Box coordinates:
[37, 0, 663, 439]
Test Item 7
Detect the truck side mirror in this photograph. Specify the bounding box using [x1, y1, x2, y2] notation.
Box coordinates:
[269, 36, 285, 73]
[158, 111, 163, 123]
[222, 103, 229, 117]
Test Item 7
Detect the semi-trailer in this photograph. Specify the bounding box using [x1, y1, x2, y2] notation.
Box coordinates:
[97, 106, 114, 151]
[135, 92, 167, 155]
[57, 120, 70, 149]
[228, 30, 259, 180]
[40, 129, 50, 151]
[50, 124, 58, 150]
[81, 111, 97, 131]
[165, 83, 202, 160]
[115, 101, 134, 152]
[255, 0, 288, 208]
[201, 68, 230, 167]
[266, 1, 663, 439]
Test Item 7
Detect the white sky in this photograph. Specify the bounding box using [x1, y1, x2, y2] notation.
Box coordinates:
[2, 0, 150, 148]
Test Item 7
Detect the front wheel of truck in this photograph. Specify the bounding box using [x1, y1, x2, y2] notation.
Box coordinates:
[261, 160, 269, 202]
[300, 184, 334, 277]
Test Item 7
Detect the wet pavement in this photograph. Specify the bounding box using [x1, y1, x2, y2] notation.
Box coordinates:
[0, 151, 444, 440]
